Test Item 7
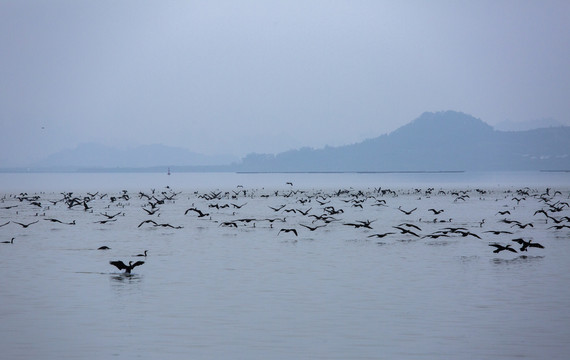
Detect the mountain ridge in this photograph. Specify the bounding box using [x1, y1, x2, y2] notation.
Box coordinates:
[11, 110, 570, 172]
[239, 111, 570, 171]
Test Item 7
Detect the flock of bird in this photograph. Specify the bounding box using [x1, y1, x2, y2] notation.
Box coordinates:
[1, 184, 569, 274]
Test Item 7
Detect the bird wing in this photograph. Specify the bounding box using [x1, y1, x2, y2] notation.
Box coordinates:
[109, 261, 127, 270]
[131, 261, 145, 268]
[529, 243, 545, 249]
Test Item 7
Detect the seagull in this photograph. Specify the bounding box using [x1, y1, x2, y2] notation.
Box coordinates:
[109, 260, 145, 274]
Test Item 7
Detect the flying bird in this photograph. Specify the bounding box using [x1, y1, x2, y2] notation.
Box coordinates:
[278, 228, 298, 236]
[398, 207, 417, 215]
[184, 207, 209, 217]
[489, 243, 517, 254]
[511, 238, 544, 252]
[13, 220, 39, 228]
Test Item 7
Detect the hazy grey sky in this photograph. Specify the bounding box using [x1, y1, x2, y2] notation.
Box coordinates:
[1, 1, 569, 166]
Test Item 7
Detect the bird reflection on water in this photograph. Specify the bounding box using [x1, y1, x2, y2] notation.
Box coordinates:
[492, 255, 545, 265]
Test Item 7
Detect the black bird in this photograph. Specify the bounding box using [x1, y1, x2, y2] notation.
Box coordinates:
[97, 246, 110, 250]
[300, 224, 326, 231]
[398, 223, 421, 231]
[109, 260, 145, 274]
[484, 230, 513, 235]
[511, 223, 533, 229]
[13, 220, 39, 228]
[489, 243, 517, 253]
[428, 209, 444, 215]
[278, 228, 298, 236]
[1, 237, 14, 244]
[268, 205, 286, 212]
[368, 232, 395, 238]
[142, 208, 160, 215]
[136, 250, 148, 257]
[455, 230, 482, 239]
[94, 219, 117, 224]
[398, 207, 417, 215]
[100, 212, 122, 219]
[184, 207, 209, 217]
[496, 210, 511, 216]
[138, 219, 158, 228]
[392, 226, 420, 237]
[511, 238, 544, 252]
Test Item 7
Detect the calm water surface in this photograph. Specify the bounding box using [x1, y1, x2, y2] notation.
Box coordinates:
[1, 172, 569, 359]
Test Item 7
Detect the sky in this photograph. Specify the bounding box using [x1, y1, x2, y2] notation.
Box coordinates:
[1, 0, 569, 166]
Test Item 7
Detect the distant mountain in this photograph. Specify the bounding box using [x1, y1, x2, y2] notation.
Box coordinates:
[33, 143, 238, 169]
[238, 111, 570, 171]
[493, 117, 567, 131]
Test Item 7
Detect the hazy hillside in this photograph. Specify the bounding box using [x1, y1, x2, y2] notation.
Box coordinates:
[19, 111, 570, 172]
[238, 111, 570, 171]
[33, 143, 238, 169]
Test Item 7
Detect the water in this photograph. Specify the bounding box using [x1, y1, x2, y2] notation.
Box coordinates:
[1, 171, 569, 359]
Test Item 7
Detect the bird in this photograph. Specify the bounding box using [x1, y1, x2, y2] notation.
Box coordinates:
[511, 238, 544, 252]
[142, 208, 159, 215]
[511, 223, 533, 229]
[398, 207, 417, 215]
[367, 232, 395, 238]
[268, 205, 286, 212]
[392, 226, 420, 237]
[135, 250, 148, 257]
[94, 219, 117, 224]
[278, 228, 298, 236]
[484, 230, 513, 235]
[489, 243, 517, 253]
[184, 207, 209, 217]
[1, 237, 14, 244]
[109, 260, 145, 274]
[138, 219, 158, 228]
[300, 224, 326, 231]
[428, 209, 444, 215]
[398, 223, 422, 231]
[97, 246, 110, 250]
[13, 220, 39, 228]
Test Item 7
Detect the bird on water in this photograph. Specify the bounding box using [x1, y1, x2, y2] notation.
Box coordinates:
[109, 260, 145, 274]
